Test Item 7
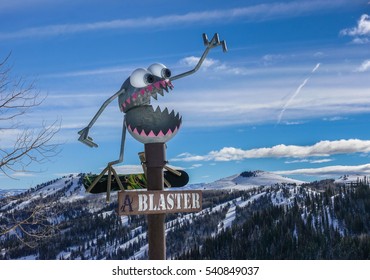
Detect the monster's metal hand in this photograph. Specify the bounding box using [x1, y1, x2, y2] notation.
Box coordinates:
[78, 127, 98, 148]
[170, 33, 227, 82]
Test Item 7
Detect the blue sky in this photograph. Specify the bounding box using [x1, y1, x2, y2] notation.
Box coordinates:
[1, 0, 370, 189]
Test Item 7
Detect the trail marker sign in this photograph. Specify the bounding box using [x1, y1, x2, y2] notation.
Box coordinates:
[118, 190, 202, 215]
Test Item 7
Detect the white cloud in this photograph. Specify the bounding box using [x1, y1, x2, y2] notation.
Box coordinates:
[355, 59, 370, 72]
[284, 121, 305, 125]
[310, 159, 334, 164]
[341, 14, 370, 37]
[341, 14, 370, 44]
[0, 0, 355, 39]
[180, 56, 249, 75]
[275, 163, 370, 176]
[262, 54, 286, 65]
[285, 158, 333, 164]
[313, 52, 325, 58]
[188, 164, 203, 170]
[180, 56, 217, 69]
[352, 37, 370, 44]
[172, 139, 370, 162]
[322, 116, 348, 122]
[12, 172, 36, 178]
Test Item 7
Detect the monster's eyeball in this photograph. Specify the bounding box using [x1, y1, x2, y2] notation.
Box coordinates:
[148, 63, 171, 79]
[130, 68, 154, 88]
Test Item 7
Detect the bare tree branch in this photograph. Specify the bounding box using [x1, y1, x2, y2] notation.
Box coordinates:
[0, 203, 62, 248]
[0, 53, 61, 177]
[0, 53, 62, 245]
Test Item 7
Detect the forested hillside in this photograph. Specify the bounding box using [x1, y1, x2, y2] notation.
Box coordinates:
[0, 173, 369, 260]
[180, 183, 370, 259]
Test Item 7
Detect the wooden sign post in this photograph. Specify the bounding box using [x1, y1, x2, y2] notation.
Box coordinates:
[117, 143, 202, 260]
[118, 190, 202, 215]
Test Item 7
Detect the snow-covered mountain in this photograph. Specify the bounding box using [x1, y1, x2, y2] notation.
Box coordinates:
[0, 171, 368, 260]
[183, 170, 306, 190]
[0, 170, 305, 203]
[334, 174, 370, 185]
[0, 189, 25, 199]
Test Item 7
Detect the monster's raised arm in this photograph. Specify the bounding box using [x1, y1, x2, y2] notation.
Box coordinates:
[170, 33, 227, 82]
[78, 88, 125, 148]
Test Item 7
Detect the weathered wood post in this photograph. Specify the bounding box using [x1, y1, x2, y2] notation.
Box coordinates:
[145, 143, 166, 260]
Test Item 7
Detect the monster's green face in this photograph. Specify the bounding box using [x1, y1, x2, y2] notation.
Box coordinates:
[119, 63, 182, 144]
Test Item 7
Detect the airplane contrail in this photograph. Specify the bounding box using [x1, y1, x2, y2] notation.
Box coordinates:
[277, 63, 321, 124]
[312, 63, 321, 73]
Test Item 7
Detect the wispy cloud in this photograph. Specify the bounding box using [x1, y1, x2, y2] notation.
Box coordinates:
[341, 14, 370, 44]
[262, 54, 286, 66]
[0, 1, 355, 40]
[43, 66, 132, 78]
[12, 172, 36, 178]
[355, 59, 370, 72]
[0, 0, 64, 12]
[188, 164, 203, 170]
[285, 158, 334, 164]
[172, 139, 370, 162]
[275, 163, 370, 176]
[180, 56, 250, 75]
[322, 116, 348, 122]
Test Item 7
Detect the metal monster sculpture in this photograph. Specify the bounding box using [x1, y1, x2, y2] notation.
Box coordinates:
[78, 33, 227, 193]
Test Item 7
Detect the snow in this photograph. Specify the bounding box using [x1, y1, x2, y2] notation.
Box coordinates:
[2, 170, 356, 260]
[216, 192, 266, 234]
[121, 216, 129, 227]
[182, 171, 305, 191]
[335, 174, 369, 185]
[17, 254, 38, 260]
[0, 189, 25, 198]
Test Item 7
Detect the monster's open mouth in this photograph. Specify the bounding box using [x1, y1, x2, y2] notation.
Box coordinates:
[124, 80, 182, 143]
[121, 80, 174, 110]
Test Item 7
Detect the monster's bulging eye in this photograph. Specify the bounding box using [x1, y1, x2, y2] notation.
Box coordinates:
[130, 68, 154, 88]
[148, 63, 171, 79]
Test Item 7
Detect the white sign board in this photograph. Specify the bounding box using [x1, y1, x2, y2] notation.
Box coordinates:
[118, 190, 202, 215]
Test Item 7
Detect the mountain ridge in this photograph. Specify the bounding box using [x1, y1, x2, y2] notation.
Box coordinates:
[1, 170, 368, 260]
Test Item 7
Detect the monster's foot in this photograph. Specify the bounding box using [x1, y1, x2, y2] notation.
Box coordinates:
[85, 164, 125, 203]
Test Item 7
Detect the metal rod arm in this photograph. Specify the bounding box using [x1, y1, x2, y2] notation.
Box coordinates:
[87, 88, 124, 129]
[170, 33, 227, 82]
[78, 88, 124, 147]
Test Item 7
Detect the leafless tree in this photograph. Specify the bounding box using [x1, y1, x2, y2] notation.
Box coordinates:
[0, 53, 61, 178]
[0, 204, 61, 248]
[0, 53, 61, 247]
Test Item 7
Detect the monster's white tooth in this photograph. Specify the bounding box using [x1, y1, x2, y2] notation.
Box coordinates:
[163, 107, 169, 115]
[155, 106, 161, 113]
[175, 112, 180, 119]
[152, 92, 158, 100]
[168, 81, 174, 89]
[169, 110, 175, 118]
[158, 89, 164, 96]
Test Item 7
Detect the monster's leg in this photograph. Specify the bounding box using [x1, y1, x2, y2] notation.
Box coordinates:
[85, 117, 126, 199]
[108, 116, 127, 166]
[107, 116, 127, 197]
